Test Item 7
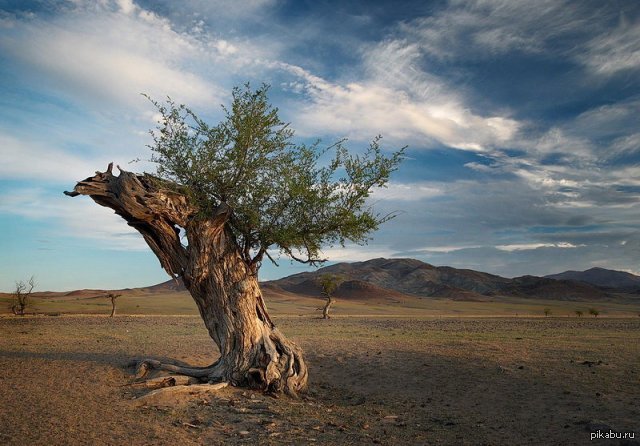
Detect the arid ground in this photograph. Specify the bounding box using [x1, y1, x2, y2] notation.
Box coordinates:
[1, 293, 639, 445]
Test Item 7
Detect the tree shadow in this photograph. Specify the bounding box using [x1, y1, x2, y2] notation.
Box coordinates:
[0, 349, 210, 370]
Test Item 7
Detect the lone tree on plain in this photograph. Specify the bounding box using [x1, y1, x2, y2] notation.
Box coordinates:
[11, 276, 35, 316]
[108, 293, 121, 317]
[65, 84, 404, 395]
[317, 274, 343, 319]
[543, 308, 551, 317]
[575, 309, 583, 318]
[589, 308, 599, 318]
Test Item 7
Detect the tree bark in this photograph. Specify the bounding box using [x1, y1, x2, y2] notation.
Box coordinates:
[65, 164, 308, 395]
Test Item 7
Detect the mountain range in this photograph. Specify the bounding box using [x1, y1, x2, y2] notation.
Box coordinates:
[262, 258, 640, 302]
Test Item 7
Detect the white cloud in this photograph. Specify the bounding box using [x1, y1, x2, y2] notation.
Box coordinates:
[580, 16, 640, 76]
[400, 0, 581, 59]
[495, 242, 582, 252]
[419, 245, 483, 253]
[318, 246, 398, 262]
[0, 2, 230, 109]
[0, 187, 146, 251]
[0, 133, 99, 182]
[396, 0, 639, 78]
[371, 182, 443, 201]
[570, 99, 640, 145]
[278, 41, 520, 150]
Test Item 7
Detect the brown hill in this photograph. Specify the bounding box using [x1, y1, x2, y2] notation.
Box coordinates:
[63, 289, 108, 297]
[501, 276, 611, 300]
[137, 279, 186, 294]
[546, 267, 640, 292]
[265, 258, 616, 301]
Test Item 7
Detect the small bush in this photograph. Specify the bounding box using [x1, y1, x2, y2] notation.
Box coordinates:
[11, 276, 35, 316]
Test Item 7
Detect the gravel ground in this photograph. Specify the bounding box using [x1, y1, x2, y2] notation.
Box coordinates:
[0, 315, 638, 445]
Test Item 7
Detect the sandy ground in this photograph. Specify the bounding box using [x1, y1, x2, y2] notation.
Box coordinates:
[0, 315, 638, 445]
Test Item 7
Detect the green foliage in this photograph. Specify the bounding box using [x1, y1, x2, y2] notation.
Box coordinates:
[588, 308, 599, 317]
[317, 274, 344, 297]
[575, 309, 583, 317]
[543, 308, 551, 317]
[146, 84, 405, 267]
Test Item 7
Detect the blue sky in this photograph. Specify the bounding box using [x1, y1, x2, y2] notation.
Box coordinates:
[1, 0, 639, 291]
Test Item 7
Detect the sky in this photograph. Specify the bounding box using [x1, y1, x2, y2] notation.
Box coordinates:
[1, 0, 639, 292]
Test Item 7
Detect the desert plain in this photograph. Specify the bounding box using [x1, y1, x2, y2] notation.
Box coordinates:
[0, 288, 639, 446]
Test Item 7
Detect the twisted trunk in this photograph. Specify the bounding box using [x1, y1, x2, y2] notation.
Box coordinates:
[65, 164, 307, 395]
[109, 294, 120, 317]
[322, 296, 333, 319]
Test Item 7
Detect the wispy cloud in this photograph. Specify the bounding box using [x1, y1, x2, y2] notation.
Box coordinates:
[396, 0, 639, 78]
[371, 182, 443, 201]
[0, 187, 146, 251]
[495, 242, 582, 252]
[0, 133, 105, 182]
[278, 42, 520, 150]
[418, 245, 483, 253]
[0, 1, 263, 110]
[580, 14, 640, 76]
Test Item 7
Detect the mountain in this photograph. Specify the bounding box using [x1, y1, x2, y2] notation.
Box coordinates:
[545, 267, 640, 290]
[264, 258, 615, 301]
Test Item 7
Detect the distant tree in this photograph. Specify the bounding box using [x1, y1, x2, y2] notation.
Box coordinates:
[575, 310, 583, 318]
[317, 274, 344, 319]
[108, 293, 121, 317]
[65, 84, 404, 395]
[11, 276, 35, 316]
[588, 308, 599, 318]
[543, 308, 551, 317]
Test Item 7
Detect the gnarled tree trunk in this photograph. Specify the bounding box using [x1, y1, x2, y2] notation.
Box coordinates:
[108, 293, 120, 317]
[322, 296, 333, 319]
[65, 164, 307, 396]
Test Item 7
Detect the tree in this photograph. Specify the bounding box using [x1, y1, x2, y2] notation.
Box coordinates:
[108, 293, 121, 317]
[317, 274, 343, 319]
[575, 310, 583, 318]
[11, 276, 35, 316]
[543, 308, 551, 317]
[588, 308, 599, 318]
[64, 84, 404, 395]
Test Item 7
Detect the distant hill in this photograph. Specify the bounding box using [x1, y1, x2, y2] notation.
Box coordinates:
[136, 279, 187, 294]
[263, 258, 615, 301]
[546, 267, 640, 291]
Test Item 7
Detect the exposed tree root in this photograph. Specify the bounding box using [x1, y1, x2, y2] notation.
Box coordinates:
[127, 375, 200, 390]
[127, 332, 308, 397]
[132, 382, 229, 408]
[130, 359, 223, 381]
